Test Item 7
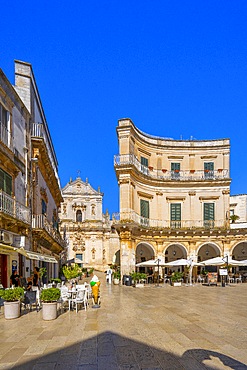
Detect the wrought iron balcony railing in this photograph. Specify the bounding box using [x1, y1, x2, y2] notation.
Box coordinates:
[32, 214, 67, 248]
[0, 122, 13, 150]
[112, 209, 226, 229]
[114, 154, 229, 181]
[0, 190, 31, 224]
[31, 123, 60, 183]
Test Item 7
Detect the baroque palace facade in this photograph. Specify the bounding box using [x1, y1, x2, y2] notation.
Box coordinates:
[0, 61, 65, 287]
[113, 118, 247, 276]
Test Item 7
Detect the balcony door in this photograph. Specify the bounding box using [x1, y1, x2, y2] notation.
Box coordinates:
[0, 168, 12, 195]
[170, 203, 181, 228]
[140, 199, 149, 226]
[171, 162, 180, 179]
[204, 203, 215, 228]
[141, 156, 148, 175]
[204, 162, 214, 179]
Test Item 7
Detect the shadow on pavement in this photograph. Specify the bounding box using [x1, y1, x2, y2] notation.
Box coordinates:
[11, 330, 246, 370]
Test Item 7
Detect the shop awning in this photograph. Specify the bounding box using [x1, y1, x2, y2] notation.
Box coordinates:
[25, 251, 58, 263]
[0, 243, 17, 254]
[0, 244, 57, 263]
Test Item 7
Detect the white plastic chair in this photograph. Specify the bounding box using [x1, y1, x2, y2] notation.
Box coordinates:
[235, 275, 242, 283]
[74, 289, 88, 313]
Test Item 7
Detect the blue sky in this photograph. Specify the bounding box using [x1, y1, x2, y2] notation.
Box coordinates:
[1, 1, 247, 215]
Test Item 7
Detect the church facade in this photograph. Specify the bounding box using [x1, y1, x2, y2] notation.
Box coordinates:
[59, 177, 120, 271]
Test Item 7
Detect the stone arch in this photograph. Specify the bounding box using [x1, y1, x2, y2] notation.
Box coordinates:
[197, 242, 221, 262]
[163, 243, 188, 263]
[135, 242, 155, 264]
[231, 241, 247, 260]
[113, 250, 121, 266]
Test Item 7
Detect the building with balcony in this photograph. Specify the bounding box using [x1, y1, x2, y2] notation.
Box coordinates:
[0, 61, 65, 287]
[59, 177, 120, 271]
[0, 67, 31, 287]
[113, 118, 247, 276]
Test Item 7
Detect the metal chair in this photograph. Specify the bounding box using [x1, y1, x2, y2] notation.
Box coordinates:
[23, 291, 38, 312]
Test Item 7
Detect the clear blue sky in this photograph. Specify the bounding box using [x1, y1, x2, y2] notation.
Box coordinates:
[1, 1, 247, 215]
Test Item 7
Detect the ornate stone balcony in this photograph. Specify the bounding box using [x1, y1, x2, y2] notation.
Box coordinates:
[112, 209, 226, 230]
[114, 154, 229, 181]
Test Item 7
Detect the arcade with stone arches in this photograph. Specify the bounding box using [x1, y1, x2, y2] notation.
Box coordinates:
[133, 239, 247, 277]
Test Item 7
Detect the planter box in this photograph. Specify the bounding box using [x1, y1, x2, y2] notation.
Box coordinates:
[113, 278, 120, 285]
[4, 301, 20, 319]
[173, 282, 182, 287]
[42, 302, 58, 320]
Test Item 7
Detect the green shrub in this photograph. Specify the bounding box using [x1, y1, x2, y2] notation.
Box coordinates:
[50, 278, 61, 284]
[62, 264, 81, 280]
[130, 272, 147, 283]
[40, 288, 61, 302]
[171, 271, 183, 282]
[0, 287, 24, 302]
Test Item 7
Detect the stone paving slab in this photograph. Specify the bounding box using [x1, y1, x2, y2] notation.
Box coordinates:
[0, 275, 247, 369]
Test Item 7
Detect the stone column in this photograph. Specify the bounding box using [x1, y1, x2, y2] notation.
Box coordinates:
[120, 230, 135, 277]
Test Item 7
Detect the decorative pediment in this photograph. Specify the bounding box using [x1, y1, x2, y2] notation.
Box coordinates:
[62, 178, 101, 196]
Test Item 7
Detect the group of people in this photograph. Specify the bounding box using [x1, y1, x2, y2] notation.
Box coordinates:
[10, 267, 40, 290]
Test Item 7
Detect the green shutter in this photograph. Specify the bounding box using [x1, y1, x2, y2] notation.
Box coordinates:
[170, 203, 181, 228]
[204, 162, 214, 171]
[0, 168, 12, 195]
[141, 157, 148, 167]
[170, 204, 181, 221]
[204, 203, 215, 220]
[171, 163, 180, 171]
[140, 199, 149, 218]
[204, 203, 215, 228]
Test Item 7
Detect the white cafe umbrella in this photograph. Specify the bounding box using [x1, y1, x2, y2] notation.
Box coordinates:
[201, 256, 246, 266]
[67, 257, 83, 264]
[136, 259, 166, 267]
[164, 258, 203, 285]
[136, 259, 166, 286]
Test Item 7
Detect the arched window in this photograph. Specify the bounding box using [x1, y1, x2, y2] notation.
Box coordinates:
[76, 210, 82, 222]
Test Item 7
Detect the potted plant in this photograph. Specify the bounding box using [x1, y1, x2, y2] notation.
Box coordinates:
[50, 278, 61, 287]
[113, 271, 121, 285]
[39, 267, 47, 287]
[0, 287, 24, 319]
[130, 272, 147, 287]
[62, 264, 81, 283]
[230, 214, 240, 224]
[40, 287, 61, 320]
[171, 272, 183, 286]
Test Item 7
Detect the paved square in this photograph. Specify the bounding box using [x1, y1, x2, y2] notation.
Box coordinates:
[0, 274, 247, 369]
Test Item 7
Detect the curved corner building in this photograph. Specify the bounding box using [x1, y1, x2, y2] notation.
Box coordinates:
[113, 118, 245, 277]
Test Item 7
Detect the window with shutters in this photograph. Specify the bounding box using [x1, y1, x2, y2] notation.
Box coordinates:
[171, 162, 180, 179]
[140, 199, 149, 226]
[0, 104, 9, 146]
[0, 168, 12, 195]
[204, 203, 215, 228]
[140, 156, 149, 175]
[204, 162, 214, 179]
[170, 203, 181, 228]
